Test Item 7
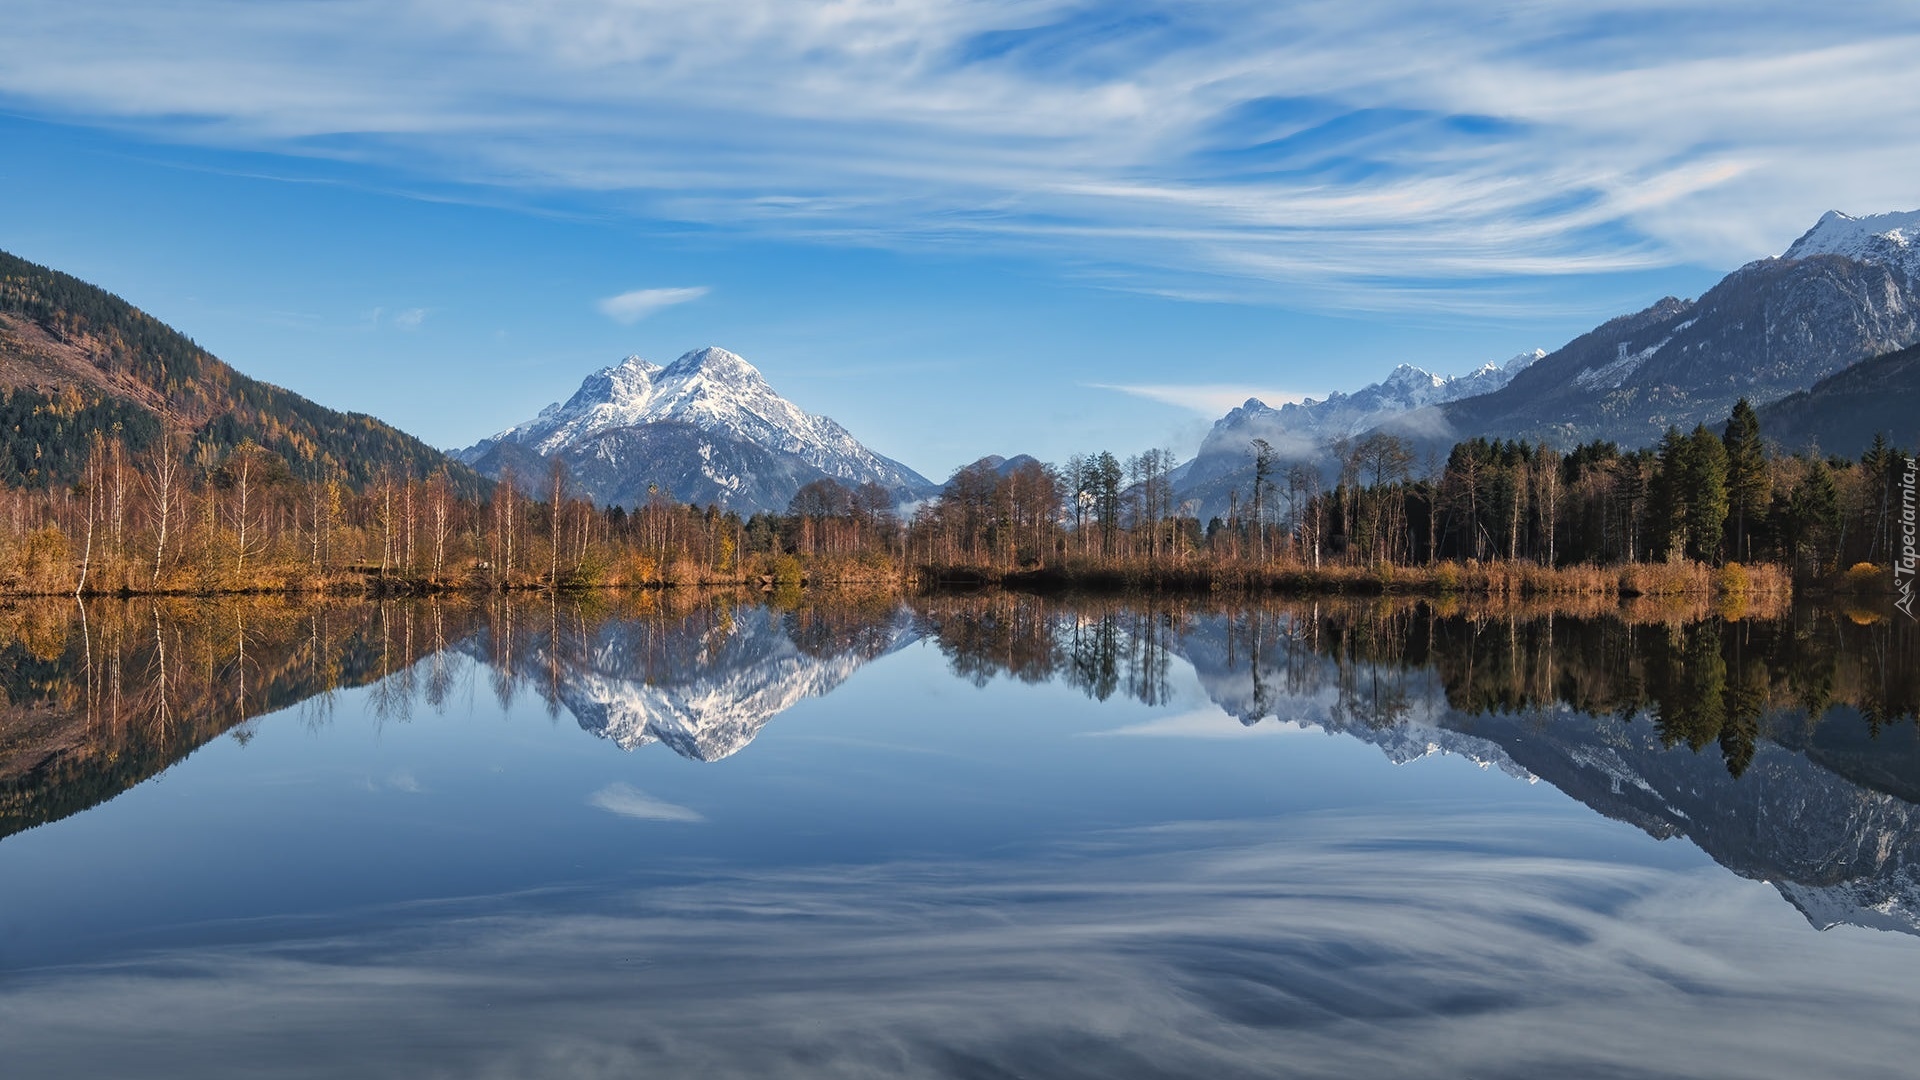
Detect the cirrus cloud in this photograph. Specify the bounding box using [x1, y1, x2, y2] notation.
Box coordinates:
[1, 2, 1918, 310]
[596, 286, 710, 324]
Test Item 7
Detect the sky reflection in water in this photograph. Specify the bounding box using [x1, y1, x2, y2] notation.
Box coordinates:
[0, 593, 1916, 1078]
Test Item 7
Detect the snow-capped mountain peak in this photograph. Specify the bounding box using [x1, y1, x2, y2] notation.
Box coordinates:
[1168, 349, 1544, 519]
[459, 345, 934, 512]
[1212, 349, 1544, 440]
[495, 345, 793, 456]
[1784, 209, 1920, 280]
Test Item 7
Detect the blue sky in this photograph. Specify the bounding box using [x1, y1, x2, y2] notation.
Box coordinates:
[1, 1, 1916, 481]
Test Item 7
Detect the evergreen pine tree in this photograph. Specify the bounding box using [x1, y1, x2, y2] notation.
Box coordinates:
[1721, 399, 1769, 562]
[1684, 425, 1729, 563]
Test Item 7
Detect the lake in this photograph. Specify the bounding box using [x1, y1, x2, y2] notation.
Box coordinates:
[1, 590, 1917, 1078]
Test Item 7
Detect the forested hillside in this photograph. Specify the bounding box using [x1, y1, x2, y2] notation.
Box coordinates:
[0, 248, 481, 492]
[1758, 342, 1920, 457]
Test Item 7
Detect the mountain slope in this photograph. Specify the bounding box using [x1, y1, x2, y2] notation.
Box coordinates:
[460, 347, 934, 513]
[1432, 210, 1920, 451]
[0, 248, 481, 492]
[1757, 341, 1920, 455]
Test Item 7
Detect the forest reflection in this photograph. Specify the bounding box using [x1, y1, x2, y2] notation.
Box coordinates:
[2, 590, 1916, 847]
[915, 593, 1920, 775]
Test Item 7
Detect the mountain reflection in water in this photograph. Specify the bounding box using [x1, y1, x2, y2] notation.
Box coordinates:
[2, 591, 1916, 939]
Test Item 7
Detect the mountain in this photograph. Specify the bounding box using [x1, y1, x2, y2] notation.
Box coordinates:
[972, 454, 1045, 478]
[1783, 208, 1920, 284]
[1169, 351, 1542, 519]
[1430, 209, 1920, 451]
[458, 347, 935, 513]
[0, 247, 481, 492]
[1756, 341, 1920, 456]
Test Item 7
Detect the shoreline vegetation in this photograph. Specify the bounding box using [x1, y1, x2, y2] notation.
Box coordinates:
[0, 398, 1906, 609]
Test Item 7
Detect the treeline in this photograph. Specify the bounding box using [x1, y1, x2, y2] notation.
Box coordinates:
[0, 395, 1904, 597]
[0, 424, 925, 594]
[900, 399, 1910, 588]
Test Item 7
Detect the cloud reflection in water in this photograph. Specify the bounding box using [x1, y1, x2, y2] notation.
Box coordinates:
[2, 812, 1912, 1079]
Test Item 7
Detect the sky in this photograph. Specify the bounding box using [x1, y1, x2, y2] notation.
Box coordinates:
[2, 1, 1918, 481]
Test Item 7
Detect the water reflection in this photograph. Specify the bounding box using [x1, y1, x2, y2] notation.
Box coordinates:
[2, 591, 1918, 939]
[476, 595, 915, 759]
[915, 594, 1920, 934]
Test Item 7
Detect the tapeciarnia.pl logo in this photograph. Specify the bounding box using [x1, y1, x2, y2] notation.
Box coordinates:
[1898, 454, 1918, 620]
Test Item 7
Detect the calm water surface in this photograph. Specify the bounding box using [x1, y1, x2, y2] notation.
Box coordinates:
[1, 591, 1917, 1078]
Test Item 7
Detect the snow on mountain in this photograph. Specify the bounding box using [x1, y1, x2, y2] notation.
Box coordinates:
[1784, 209, 1920, 282]
[1195, 349, 1542, 458]
[1168, 350, 1542, 516]
[1261, 349, 1544, 438]
[459, 346, 933, 512]
[484, 346, 920, 487]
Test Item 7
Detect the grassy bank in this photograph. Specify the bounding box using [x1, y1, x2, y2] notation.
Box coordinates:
[937, 556, 1793, 603]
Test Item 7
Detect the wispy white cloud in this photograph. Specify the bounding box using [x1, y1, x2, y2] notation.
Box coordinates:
[1090, 383, 1304, 415]
[391, 307, 429, 330]
[2, 2, 1918, 308]
[588, 782, 704, 823]
[596, 286, 709, 324]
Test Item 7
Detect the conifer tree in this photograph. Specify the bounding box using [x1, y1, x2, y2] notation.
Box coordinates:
[1683, 425, 1729, 563]
[1721, 399, 1769, 562]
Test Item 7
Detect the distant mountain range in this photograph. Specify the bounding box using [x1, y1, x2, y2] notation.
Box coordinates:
[1171, 208, 1920, 514]
[0, 248, 481, 492]
[1171, 350, 1543, 518]
[457, 347, 935, 514]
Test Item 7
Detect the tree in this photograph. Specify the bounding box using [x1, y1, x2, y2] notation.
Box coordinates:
[1087, 452, 1123, 556]
[1722, 399, 1769, 561]
[1682, 425, 1730, 563]
[142, 426, 183, 586]
[427, 468, 453, 582]
[1784, 454, 1841, 574]
[1354, 433, 1412, 565]
[549, 458, 568, 587]
[225, 441, 269, 576]
[1250, 439, 1276, 562]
